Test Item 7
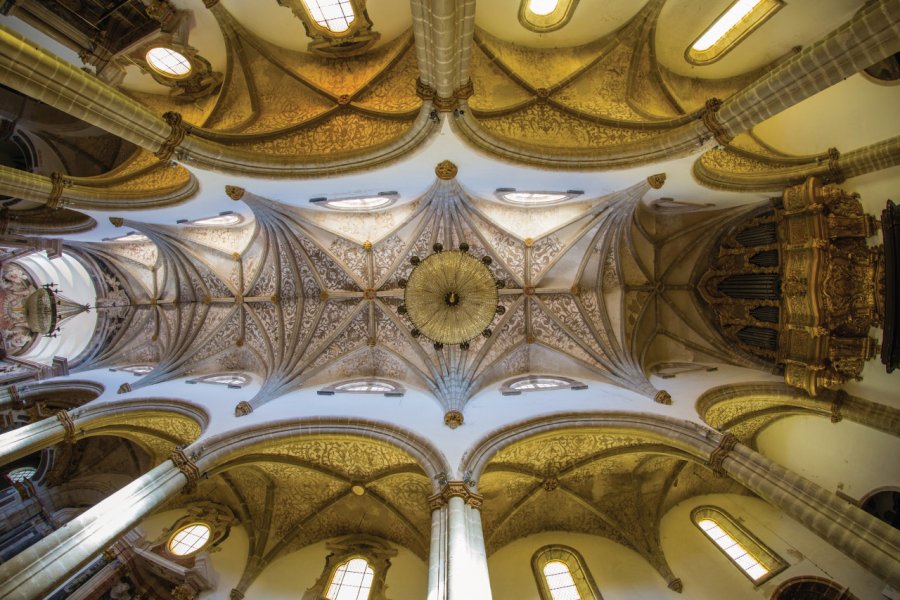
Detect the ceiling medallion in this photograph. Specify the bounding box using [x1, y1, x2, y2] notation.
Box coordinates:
[399, 243, 505, 350]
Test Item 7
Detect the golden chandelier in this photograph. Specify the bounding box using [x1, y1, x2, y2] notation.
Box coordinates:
[399, 243, 505, 349]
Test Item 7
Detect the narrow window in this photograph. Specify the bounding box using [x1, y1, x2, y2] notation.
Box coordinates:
[318, 379, 405, 397]
[179, 213, 243, 227]
[495, 189, 583, 206]
[186, 373, 251, 389]
[310, 192, 399, 212]
[692, 506, 787, 584]
[686, 0, 784, 65]
[532, 546, 601, 600]
[326, 557, 374, 600]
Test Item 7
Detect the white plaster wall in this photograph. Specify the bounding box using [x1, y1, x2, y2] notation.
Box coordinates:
[660, 494, 887, 599]
[488, 531, 670, 600]
[755, 416, 900, 501]
[244, 538, 427, 600]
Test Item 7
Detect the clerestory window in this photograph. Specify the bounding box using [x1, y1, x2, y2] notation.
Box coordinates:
[501, 375, 587, 396]
[686, 0, 784, 65]
[185, 373, 251, 389]
[318, 379, 405, 397]
[692, 506, 787, 584]
[178, 212, 243, 227]
[532, 545, 601, 600]
[326, 557, 374, 600]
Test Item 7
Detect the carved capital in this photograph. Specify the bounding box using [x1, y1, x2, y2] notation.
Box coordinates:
[707, 433, 738, 477]
[47, 172, 70, 209]
[647, 173, 667, 189]
[435, 160, 458, 180]
[56, 409, 76, 444]
[170, 448, 201, 492]
[701, 98, 733, 146]
[225, 185, 245, 201]
[443, 410, 464, 429]
[428, 480, 484, 511]
[155, 111, 189, 161]
[654, 390, 673, 405]
[234, 401, 253, 417]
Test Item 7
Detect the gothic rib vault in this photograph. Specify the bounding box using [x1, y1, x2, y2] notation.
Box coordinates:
[0, 1, 898, 599]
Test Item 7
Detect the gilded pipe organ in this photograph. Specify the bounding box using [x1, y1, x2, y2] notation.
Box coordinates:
[700, 177, 885, 396]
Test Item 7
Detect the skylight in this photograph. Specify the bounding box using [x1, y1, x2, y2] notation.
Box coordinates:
[145, 47, 192, 77]
[302, 0, 356, 33]
[686, 0, 783, 65]
[529, 0, 559, 16]
[168, 523, 211, 556]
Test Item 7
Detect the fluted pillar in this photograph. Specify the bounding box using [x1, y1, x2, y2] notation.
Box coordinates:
[0, 451, 199, 599]
[427, 481, 492, 600]
[714, 436, 900, 588]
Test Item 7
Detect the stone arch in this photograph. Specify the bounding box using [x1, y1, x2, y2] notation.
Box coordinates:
[769, 575, 860, 600]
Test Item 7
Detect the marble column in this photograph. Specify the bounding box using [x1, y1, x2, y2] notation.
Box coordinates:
[427, 481, 493, 600]
[0, 450, 199, 600]
[0, 410, 74, 467]
[713, 435, 900, 589]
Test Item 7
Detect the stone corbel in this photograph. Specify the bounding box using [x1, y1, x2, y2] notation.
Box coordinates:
[707, 433, 738, 477]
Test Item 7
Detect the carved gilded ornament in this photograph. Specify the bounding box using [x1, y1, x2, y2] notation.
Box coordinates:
[435, 160, 458, 180]
[654, 390, 673, 405]
[647, 173, 667, 189]
[443, 410, 464, 429]
[234, 401, 253, 417]
[225, 186, 245, 201]
[701, 98, 733, 147]
[707, 433, 739, 477]
[155, 112, 191, 161]
[170, 448, 202, 492]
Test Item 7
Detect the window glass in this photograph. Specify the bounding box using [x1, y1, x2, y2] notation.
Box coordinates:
[544, 560, 581, 600]
[167, 523, 211, 556]
[302, 0, 356, 33]
[326, 558, 374, 600]
[7, 466, 36, 483]
[692, 506, 786, 583]
[146, 47, 192, 76]
[686, 0, 784, 65]
[189, 214, 242, 227]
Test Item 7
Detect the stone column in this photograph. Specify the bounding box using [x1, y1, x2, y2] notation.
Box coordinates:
[427, 481, 493, 600]
[712, 435, 900, 589]
[0, 410, 75, 468]
[0, 450, 199, 600]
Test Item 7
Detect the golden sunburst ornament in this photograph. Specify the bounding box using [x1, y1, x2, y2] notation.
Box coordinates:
[399, 243, 505, 349]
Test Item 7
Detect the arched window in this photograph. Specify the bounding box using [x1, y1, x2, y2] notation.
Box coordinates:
[685, 0, 784, 65]
[112, 365, 153, 376]
[310, 192, 398, 212]
[6, 466, 36, 483]
[495, 188, 582, 206]
[692, 506, 786, 584]
[501, 375, 587, 396]
[519, 0, 580, 33]
[326, 557, 374, 600]
[532, 545, 601, 600]
[178, 212, 243, 227]
[770, 576, 860, 600]
[318, 379, 405, 397]
[186, 373, 251, 389]
[167, 523, 211, 556]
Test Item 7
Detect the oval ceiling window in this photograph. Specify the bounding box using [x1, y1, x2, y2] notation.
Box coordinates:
[167, 523, 211, 556]
[145, 47, 192, 78]
[496, 189, 582, 206]
[302, 0, 356, 33]
[519, 0, 579, 33]
[685, 0, 784, 65]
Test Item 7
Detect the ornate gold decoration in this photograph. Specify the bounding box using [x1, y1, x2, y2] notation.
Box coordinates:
[542, 477, 559, 492]
[435, 160, 458, 180]
[699, 177, 884, 396]
[428, 480, 484, 510]
[707, 433, 738, 477]
[277, 0, 379, 58]
[225, 186, 245, 201]
[169, 448, 201, 492]
[363, 240, 373, 252]
[364, 288, 376, 300]
[109, 217, 125, 228]
[154, 112, 189, 161]
[402, 249, 500, 347]
[830, 389, 846, 423]
[56, 409, 76, 444]
[524, 238, 534, 247]
[444, 410, 464, 429]
[654, 390, 672, 405]
[824, 147, 845, 184]
[171, 584, 197, 600]
[234, 401, 253, 417]
[117, 383, 132, 394]
[701, 98, 733, 146]
[647, 173, 667, 189]
[415, 79, 436, 101]
[47, 172, 70, 209]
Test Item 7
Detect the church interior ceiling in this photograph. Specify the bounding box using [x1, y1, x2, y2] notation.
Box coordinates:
[0, 0, 897, 596]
